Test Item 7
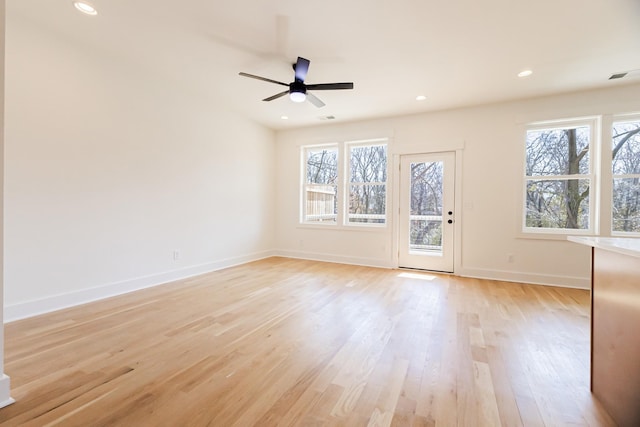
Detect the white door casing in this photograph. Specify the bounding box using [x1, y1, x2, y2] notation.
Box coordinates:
[398, 152, 455, 272]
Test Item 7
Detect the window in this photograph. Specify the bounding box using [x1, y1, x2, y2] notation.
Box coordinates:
[301, 140, 388, 226]
[612, 118, 640, 234]
[302, 145, 338, 223]
[347, 143, 387, 224]
[523, 119, 596, 233]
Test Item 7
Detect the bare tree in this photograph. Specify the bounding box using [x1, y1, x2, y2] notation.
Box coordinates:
[526, 121, 640, 230]
[348, 145, 386, 223]
[564, 129, 589, 228]
[410, 161, 443, 247]
[526, 126, 589, 229]
[612, 123, 640, 231]
[307, 149, 337, 185]
[305, 149, 338, 222]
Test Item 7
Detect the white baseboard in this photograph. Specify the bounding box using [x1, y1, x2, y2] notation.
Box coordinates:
[457, 267, 590, 289]
[5, 252, 589, 322]
[275, 251, 588, 289]
[0, 375, 14, 408]
[274, 249, 393, 269]
[4, 250, 275, 323]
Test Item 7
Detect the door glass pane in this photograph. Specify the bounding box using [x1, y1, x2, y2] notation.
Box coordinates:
[409, 161, 443, 254]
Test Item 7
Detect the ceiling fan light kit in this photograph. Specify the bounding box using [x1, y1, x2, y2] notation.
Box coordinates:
[289, 80, 307, 102]
[290, 91, 306, 103]
[239, 56, 354, 108]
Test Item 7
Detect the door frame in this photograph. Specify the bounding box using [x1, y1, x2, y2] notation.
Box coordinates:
[391, 148, 464, 273]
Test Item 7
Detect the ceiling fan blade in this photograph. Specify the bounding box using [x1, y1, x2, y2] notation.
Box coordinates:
[306, 92, 326, 108]
[239, 72, 288, 87]
[263, 90, 290, 102]
[294, 57, 310, 82]
[305, 82, 354, 91]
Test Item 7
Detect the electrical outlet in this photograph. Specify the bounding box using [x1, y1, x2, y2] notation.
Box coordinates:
[173, 250, 180, 261]
[507, 254, 514, 263]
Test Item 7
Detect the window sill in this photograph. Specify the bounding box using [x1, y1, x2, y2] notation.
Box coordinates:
[297, 223, 389, 233]
[516, 230, 595, 241]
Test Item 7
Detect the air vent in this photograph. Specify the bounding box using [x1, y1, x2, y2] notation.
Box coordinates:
[318, 115, 336, 121]
[609, 72, 628, 80]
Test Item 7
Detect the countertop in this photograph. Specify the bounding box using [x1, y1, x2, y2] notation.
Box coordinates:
[568, 236, 640, 258]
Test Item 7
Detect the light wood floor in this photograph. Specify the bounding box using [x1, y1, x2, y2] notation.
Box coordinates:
[0, 257, 615, 426]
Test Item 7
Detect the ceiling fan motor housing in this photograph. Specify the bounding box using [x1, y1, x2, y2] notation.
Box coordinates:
[290, 80, 306, 95]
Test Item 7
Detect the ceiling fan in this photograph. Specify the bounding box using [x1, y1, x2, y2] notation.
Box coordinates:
[239, 57, 354, 108]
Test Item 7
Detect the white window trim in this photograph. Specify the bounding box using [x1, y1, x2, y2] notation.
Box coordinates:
[610, 113, 640, 237]
[300, 138, 389, 229]
[300, 143, 339, 225]
[519, 116, 601, 238]
[344, 139, 388, 228]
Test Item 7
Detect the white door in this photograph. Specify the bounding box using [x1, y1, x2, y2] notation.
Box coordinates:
[398, 152, 455, 272]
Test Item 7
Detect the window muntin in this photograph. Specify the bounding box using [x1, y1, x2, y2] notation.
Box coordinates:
[612, 118, 640, 234]
[347, 143, 387, 225]
[523, 121, 595, 233]
[303, 146, 338, 223]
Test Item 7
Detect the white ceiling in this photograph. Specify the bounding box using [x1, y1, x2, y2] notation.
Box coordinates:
[8, 0, 640, 130]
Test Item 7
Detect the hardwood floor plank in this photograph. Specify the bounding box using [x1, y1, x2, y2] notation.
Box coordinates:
[0, 258, 617, 426]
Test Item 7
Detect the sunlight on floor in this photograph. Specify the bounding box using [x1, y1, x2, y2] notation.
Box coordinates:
[397, 272, 437, 281]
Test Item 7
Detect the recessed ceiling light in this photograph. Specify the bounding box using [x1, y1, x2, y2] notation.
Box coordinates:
[280, 115, 289, 120]
[416, 95, 427, 101]
[73, 1, 98, 16]
[518, 70, 533, 78]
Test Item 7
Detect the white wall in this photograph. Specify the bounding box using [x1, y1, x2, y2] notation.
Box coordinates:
[275, 83, 640, 288]
[0, 0, 15, 408]
[4, 14, 276, 321]
[5, 7, 640, 325]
